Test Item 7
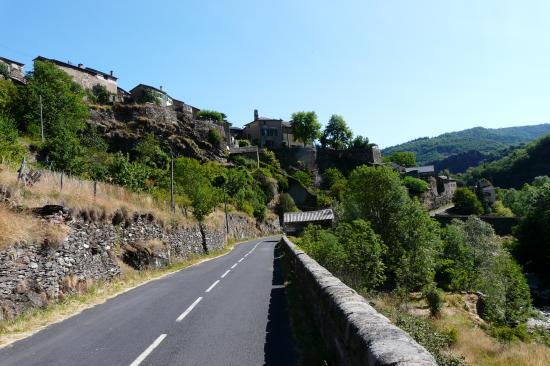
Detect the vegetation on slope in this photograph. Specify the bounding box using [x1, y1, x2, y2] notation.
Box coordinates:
[382, 124, 550, 167]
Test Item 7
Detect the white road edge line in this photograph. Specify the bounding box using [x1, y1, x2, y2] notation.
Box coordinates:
[176, 297, 203, 322]
[129, 334, 167, 366]
[205, 280, 220, 293]
[231, 263, 238, 269]
[221, 270, 230, 278]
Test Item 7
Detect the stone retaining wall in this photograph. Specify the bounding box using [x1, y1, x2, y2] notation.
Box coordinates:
[0, 210, 280, 320]
[280, 237, 437, 366]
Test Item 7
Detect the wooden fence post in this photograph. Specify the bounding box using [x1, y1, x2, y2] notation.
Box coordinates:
[60, 172, 64, 191]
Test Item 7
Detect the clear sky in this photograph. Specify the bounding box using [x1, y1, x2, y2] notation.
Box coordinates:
[2, 0, 550, 147]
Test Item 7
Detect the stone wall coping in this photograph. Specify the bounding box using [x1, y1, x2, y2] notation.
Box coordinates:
[281, 236, 437, 366]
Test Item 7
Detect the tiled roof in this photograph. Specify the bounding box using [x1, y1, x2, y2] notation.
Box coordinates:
[34, 56, 117, 81]
[284, 209, 334, 224]
[405, 165, 435, 174]
[0, 56, 24, 66]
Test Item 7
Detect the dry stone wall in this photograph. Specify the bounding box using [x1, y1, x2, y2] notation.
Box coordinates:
[281, 237, 437, 366]
[0, 210, 280, 320]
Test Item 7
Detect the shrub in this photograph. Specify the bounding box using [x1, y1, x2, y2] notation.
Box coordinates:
[425, 287, 444, 317]
[276, 193, 297, 216]
[403, 176, 429, 195]
[389, 151, 417, 167]
[453, 187, 483, 215]
[0, 115, 25, 164]
[197, 109, 224, 122]
[0, 63, 9, 80]
[293, 170, 313, 188]
[91, 84, 113, 105]
[238, 139, 250, 147]
[208, 128, 224, 149]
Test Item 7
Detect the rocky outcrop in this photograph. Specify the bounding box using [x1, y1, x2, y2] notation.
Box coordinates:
[89, 103, 227, 162]
[0, 208, 280, 320]
[281, 237, 437, 366]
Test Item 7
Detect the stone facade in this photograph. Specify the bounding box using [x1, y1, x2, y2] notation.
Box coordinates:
[0, 209, 280, 320]
[35, 56, 117, 95]
[242, 109, 304, 148]
[281, 237, 437, 366]
[0, 56, 26, 84]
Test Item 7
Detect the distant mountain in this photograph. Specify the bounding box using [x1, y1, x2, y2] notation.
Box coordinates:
[463, 134, 550, 188]
[382, 124, 550, 172]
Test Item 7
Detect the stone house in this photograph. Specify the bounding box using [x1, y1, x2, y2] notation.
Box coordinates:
[0, 56, 26, 84]
[477, 179, 496, 204]
[173, 98, 200, 118]
[404, 165, 435, 178]
[34, 56, 117, 95]
[130, 84, 173, 107]
[242, 109, 305, 148]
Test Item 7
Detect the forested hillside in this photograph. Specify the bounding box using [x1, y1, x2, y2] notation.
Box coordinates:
[382, 124, 550, 169]
[463, 134, 550, 188]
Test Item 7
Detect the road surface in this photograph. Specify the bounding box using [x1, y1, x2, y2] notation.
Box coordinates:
[0, 236, 297, 366]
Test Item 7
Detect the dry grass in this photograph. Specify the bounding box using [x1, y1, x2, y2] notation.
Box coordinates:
[0, 164, 194, 226]
[434, 305, 550, 366]
[0, 205, 69, 250]
[371, 292, 550, 366]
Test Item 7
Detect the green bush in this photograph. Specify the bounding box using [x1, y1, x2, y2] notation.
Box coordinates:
[388, 151, 417, 167]
[403, 176, 429, 195]
[208, 128, 224, 149]
[453, 187, 483, 215]
[197, 109, 224, 122]
[293, 170, 313, 188]
[276, 193, 297, 216]
[0, 115, 25, 164]
[91, 84, 113, 105]
[425, 287, 444, 317]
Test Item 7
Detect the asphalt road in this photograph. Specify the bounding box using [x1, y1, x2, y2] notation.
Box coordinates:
[0, 236, 297, 366]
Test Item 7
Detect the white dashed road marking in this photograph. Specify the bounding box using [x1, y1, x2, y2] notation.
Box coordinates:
[205, 280, 220, 293]
[231, 263, 238, 269]
[221, 270, 230, 278]
[176, 297, 203, 322]
[129, 334, 167, 366]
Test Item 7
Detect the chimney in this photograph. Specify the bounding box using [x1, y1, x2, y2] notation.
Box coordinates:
[160, 85, 163, 91]
[78, 63, 84, 68]
[110, 70, 113, 76]
[254, 109, 259, 121]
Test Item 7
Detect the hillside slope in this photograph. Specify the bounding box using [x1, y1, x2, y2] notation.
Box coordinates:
[463, 134, 550, 188]
[382, 124, 550, 167]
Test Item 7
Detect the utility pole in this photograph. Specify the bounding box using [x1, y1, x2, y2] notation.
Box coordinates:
[170, 154, 175, 213]
[40, 95, 44, 143]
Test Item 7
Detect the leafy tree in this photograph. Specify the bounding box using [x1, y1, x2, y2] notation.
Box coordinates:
[452, 187, 483, 215]
[514, 181, 550, 275]
[135, 89, 158, 104]
[343, 165, 440, 290]
[133, 133, 170, 170]
[0, 79, 18, 117]
[108, 152, 150, 192]
[276, 193, 297, 216]
[348, 135, 370, 150]
[293, 170, 313, 188]
[403, 176, 429, 195]
[389, 151, 417, 167]
[300, 225, 347, 273]
[290, 111, 321, 147]
[91, 84, 113, 105]
[0, 115, 25, 164]
[196, 109, 224, 123]
[322, 167, 347, 200]
[0, 63, 9, 79]
[320, 114, 353, 150]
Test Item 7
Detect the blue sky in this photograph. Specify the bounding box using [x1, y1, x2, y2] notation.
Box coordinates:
[2, 0, 550, 147]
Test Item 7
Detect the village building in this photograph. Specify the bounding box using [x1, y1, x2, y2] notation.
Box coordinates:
[477, 179, 496, 204]
[0, 56, 26, 84]
[130, 84, 173, 107]
[437, 175, 457, 197]
[404, 165, 435, 178]
[242, 109, 305, 148]
[34, 56, 117, 95]
[283, 208, 335, 235]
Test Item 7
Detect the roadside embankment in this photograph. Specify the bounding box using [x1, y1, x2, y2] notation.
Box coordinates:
[280, 236, 437, 366]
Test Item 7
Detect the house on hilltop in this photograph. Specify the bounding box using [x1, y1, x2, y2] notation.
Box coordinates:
[0, 56, 26, 84]
[130, 84, 173, 107]
[242, 109, 305, 148]
[34, 56, 117, 95]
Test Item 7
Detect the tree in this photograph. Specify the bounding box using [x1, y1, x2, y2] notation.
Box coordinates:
[0, 115, 25, 164]
[349, 135, 370, 150]
[133, 133, 170, 170]
[0, 63, 9, 80]
[290, 111, 321, 147]
[453, 187, 483, 215]
[320, 114, 353, 150]
[403, 176, 429, 195]
[343, 165, 440, 290]
[276, 193, 297, 216]
[196, 109, 224, 123]
[389, 151, 417, 167]
[91, 84, 113, 105]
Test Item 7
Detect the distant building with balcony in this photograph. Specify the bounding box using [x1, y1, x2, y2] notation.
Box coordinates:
[0, 56, 26, 84]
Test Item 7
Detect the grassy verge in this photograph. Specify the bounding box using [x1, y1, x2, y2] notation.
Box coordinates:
[279, 244, 329, 366]
[368, 292, 550, 366]
[0, 242, 241, 348]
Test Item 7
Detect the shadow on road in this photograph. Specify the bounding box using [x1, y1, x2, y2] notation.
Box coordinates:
[263, 244, 297, 366]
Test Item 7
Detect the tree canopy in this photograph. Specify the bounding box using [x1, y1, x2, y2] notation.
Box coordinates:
[320, 114, 353, 150]
[290, 111, 321, 147]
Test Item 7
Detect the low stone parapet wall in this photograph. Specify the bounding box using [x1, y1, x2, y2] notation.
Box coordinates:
[280, 237, 437, 366]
